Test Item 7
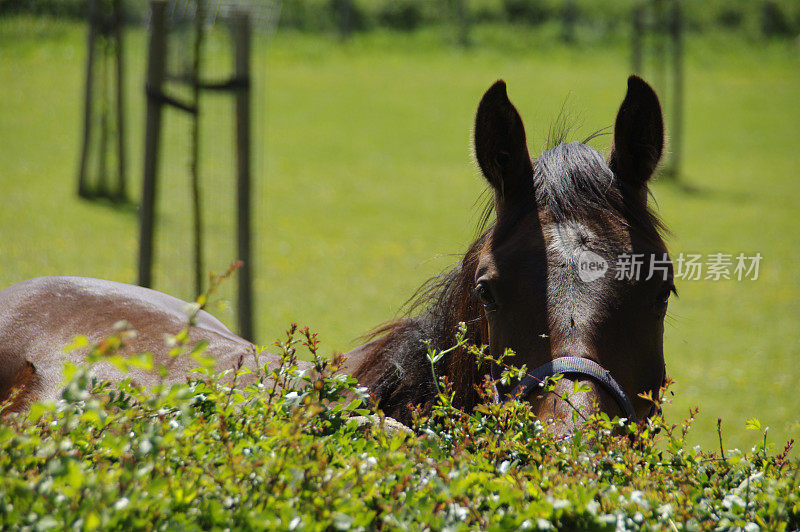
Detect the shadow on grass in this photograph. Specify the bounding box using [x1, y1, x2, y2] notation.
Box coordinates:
[656, 175, 750, 204]
[77, 191, 139, 215]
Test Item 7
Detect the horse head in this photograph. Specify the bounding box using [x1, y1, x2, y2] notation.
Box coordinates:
[472, 76, 672, 434]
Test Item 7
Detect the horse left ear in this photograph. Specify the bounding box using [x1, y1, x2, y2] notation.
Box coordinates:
[474, 80, 534, 211]
[608, 75, 664, 188]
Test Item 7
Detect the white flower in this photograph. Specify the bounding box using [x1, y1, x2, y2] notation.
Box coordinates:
[552, 499, 570, 510]
[630, 490, 649, 510]
[586, 501, 600, 515]
[114, 497, 130, 510]
[448, 503, 469, 520]
[139, 439, 153, 455]
[497, 460, 511, 475]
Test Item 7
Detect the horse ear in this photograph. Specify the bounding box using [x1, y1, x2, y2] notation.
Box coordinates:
[474, 80, 533, 209]
[608, 75, 664, 188]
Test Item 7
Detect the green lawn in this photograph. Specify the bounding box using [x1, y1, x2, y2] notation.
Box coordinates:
[0, 17, 797, 454]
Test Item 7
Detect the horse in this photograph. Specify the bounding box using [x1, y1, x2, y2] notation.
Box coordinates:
[0, 76, 672, 435]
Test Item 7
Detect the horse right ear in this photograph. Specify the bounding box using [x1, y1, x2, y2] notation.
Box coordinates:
[608, 75, 664, 188]
[474, 80, 533, 210]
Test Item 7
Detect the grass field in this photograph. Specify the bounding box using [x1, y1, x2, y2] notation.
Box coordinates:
[0, 17, 798, 454]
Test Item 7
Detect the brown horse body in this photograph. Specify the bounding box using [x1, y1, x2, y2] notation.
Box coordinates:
[0, 276, 271, 412]
[1, 77, 672, 433]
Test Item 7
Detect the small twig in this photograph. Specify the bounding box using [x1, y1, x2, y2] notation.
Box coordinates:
[743, 471, 752, 523]
[224, 354, 244, 410]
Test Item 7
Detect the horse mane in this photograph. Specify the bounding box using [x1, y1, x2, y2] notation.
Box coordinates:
[352, 138, 665, 425]
[352, 231, 490, 426]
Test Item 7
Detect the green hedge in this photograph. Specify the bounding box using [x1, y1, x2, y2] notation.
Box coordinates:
[1, 324, 798, 530]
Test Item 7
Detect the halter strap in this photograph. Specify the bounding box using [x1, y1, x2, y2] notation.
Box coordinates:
[508, 357, 638, 422]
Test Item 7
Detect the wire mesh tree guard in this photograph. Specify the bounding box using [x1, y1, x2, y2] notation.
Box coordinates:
[138, 0, 279, 341]
[77, 0, 128, 202]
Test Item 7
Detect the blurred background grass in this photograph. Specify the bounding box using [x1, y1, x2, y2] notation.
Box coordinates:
[0, 1, 798, 454]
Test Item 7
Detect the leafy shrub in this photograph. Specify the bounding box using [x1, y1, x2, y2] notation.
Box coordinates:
[717, 7, 743, 29]
[0, 0, 86, 18]
[4, 0, 799, 43]
[1, 323, 798, 530]
[376, 0, 423, 31]
[761, 0, 796, 37]
[330, 0, 369, 34]
[470, 0, 507, 23]
[502, 0, 553, 25]
[279, 0, 337, 32]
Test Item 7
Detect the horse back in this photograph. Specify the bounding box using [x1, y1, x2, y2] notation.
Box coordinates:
[0, 276, 261, 412]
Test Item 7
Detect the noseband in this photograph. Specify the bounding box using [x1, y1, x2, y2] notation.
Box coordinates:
[505, 357, 639, 422]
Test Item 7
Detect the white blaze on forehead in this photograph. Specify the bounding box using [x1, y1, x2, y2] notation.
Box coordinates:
[577, 250, 608, 283]
[548, 221, 597, 263]
[546, 221, 605, 337]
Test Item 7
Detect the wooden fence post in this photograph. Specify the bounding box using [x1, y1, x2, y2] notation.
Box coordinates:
[138, 1, 168, 288]
[669, 0, 683, 179]
[190, 1, 205, 296]
[77, 0, 98, 197]
[631, 2, 644, 74]
[335, 0, 353, 39]
[232, 11, 254, 341]
[113, 0, 127, 200]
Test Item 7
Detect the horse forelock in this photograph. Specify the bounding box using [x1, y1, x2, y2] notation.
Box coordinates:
[528, 141, 666, 254]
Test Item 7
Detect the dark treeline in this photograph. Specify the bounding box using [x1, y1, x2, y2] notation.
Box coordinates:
[2, 0, 799, 39]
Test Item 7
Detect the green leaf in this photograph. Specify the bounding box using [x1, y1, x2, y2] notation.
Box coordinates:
[63, 335, 89, 352]
[127, 352, 154, 371]
[573, 380, 591, 394]
[745, 418, 762, 430]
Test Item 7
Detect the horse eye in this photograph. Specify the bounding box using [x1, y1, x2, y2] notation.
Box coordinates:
[657, 284, 677, 306]
[475, 281, 497, 310]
